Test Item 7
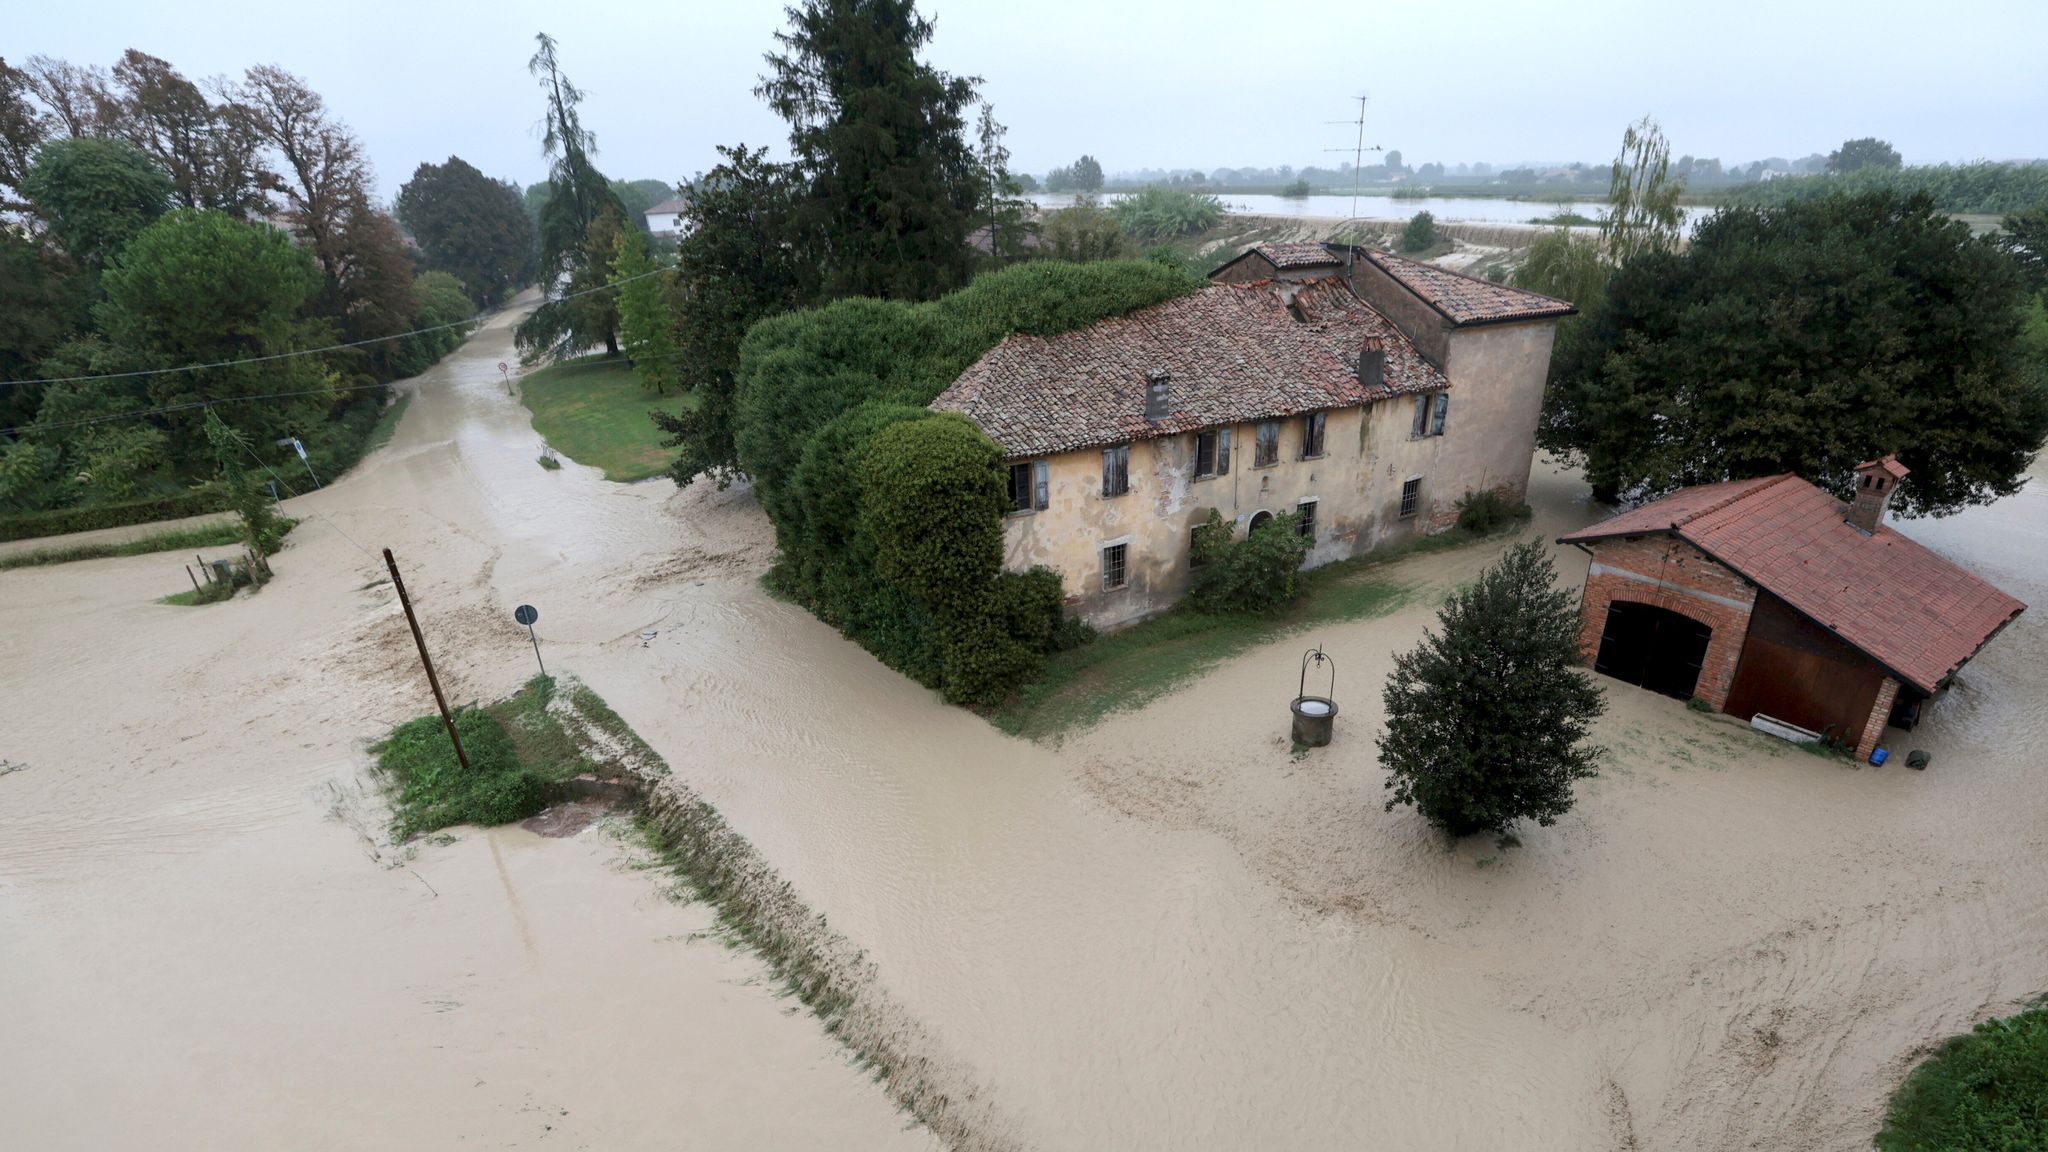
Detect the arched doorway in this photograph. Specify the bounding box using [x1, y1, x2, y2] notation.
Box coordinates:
[1593, 601, 1713, 700]
[1247, 510, 1275, 534]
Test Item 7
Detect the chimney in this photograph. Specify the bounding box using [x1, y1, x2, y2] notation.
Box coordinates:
[1357, 336, 1385, 392]
[1145, 370, 1171, 420]
[1847, 454, 1907, 533]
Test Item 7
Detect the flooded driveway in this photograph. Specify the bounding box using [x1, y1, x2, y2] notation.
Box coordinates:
[3, 297, 2043, 1151]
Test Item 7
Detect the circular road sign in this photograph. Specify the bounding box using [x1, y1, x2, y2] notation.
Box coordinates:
[514, 604, 539, 626]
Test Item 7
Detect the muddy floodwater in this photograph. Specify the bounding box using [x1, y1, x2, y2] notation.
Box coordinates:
[4, 300, 2045, 1151]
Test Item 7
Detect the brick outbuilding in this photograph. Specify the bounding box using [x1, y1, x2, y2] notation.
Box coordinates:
[1558, 458, 2025, 762]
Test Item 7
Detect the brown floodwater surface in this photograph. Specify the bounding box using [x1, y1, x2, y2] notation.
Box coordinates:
[3, 299, 2043, 1151]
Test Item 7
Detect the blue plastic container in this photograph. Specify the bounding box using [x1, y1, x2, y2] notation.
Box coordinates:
[1869, 747, 1889, 766]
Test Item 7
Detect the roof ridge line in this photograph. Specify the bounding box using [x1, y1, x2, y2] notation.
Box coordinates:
[1672, 473, 1797, 529]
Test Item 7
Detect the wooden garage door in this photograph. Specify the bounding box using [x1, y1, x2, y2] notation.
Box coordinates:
[1723, 593, 1884, 741]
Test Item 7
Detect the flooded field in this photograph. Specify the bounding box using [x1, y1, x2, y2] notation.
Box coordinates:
[3, 301, 2042, 1151]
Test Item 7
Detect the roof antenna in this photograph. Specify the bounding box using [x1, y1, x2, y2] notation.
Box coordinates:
[1325, 94, 1383, 263]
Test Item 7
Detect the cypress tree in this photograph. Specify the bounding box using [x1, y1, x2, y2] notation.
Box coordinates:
[757, 0, 983, 300]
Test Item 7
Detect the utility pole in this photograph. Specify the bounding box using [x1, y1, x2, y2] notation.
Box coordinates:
[384, 548, 469, 774]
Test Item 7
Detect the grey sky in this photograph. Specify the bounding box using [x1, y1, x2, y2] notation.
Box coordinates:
[14, 0, 2047, 202]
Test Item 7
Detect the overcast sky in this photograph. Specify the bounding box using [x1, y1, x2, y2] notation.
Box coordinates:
[14, 0, 2047, 201]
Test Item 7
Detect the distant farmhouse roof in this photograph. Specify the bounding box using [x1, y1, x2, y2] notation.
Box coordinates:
[1209, 243, 1576, 327]
[932, 278, 1446, 459]
[1559, 474, 2025, 693]
[645, 198, 690, 215]
[1350, 248, 1577, 326]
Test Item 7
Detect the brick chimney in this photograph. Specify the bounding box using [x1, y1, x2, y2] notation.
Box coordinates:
[1358, 336, 1385, 391]
[1847, 454, 1908, 533]
[1144, 369, 1171, 420]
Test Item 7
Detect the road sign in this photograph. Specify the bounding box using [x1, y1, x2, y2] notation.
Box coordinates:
[515, 604, 538, 626]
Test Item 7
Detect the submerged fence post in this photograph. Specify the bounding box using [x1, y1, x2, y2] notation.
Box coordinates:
[383, 547, 469, 774]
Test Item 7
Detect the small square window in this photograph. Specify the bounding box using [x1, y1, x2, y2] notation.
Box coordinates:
[1296, 500, 1317, 541]
[1101, 444, 1129, 497]
[1399, 477, 1422, 519]
[1302, 411, 1326, 458]
[1254, 420, 1280, 467]
[1101, 542, 1128, 590]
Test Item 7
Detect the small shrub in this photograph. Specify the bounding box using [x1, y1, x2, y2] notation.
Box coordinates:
[1280, 178, 1312, 198]
[1400, 211, 1438, 253]
[1686, 695, 1714, 714]
[1453, 488, 1525, 533]
[1187, 509, 1311, 614]
[538, 453, 561, 470]
[1876, 1006, 2048, 1152]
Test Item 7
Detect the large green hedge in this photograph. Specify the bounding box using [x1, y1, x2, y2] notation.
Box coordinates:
[0, 484, 228, 542]
[736, 260, 1197, 704]
[1877, 1006, 2047, 1151]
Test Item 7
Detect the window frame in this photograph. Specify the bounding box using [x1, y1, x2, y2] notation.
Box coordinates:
[1101, 443, 1130, 498]
[1193, 428, 1232, 479]
[1296, 498, 1318, 541]
[1253, 420, 1281, 468]
[1301, 411, 1326, 459]
[1100, 541, 1129, 591]
[1412, 393, 1448, 439]
[1399, 477, 1422, 520]
[1007, 460, 1049, 514]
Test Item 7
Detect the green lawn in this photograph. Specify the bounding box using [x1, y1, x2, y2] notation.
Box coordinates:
[517, 356, 697, 483]
[992, 519, 1527, 742]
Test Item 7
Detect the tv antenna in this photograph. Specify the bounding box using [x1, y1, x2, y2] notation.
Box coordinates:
[1324, 95, 1383, 227]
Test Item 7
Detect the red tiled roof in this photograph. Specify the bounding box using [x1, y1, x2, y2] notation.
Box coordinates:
[1561, 476, 2026, 693]
[1251, 242, 1344, 269]
[932, 277, 1446, 459]
[1357, 249, 1577, 325]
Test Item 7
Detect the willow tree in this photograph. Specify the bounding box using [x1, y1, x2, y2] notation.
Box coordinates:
[1600, 116, 1685, 266]
[516, 32, 627, 360]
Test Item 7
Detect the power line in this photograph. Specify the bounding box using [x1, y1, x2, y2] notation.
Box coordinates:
[0, 267, 671, 392]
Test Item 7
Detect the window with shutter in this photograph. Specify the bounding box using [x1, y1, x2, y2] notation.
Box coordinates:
[1032, 460, 1049, 510]
[1430, 393, 1448, 436]
[1254, 421, 1280, 467]
[1007, 463, 1034, 513]
[1411, 396, 1429, 438]
[1302, 411, 1326, 457]
[1195, 429, 1231, 478]
[1101, 444, 1129, 497]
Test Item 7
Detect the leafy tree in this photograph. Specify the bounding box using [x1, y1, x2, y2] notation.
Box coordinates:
[758, 0, 982, 301]
[1601, 116, 1685, 266]
[396, 156, 536, 305]
[21, 137, 172, 270]
[610, 227, 678, 393]
[1543, 191, 2048, 513]
[1828, 137, 1902, 173]
[609, 177, 678, 226]
[1043, 200, 1132, 262]
[203, 409, 286, 561]
[1380, 541, 1603, 840]
[653, 144, 811, 486]
[1069, 154, 1103, 192]
[95, 209, 328, 462]
[518, 33, 629, 360]
[1998, 203, 2048, 298]
[1280, 177, 1311, 198]
[0, 230, 86, 424]
[103, 50, 268, 215]
[1384, 149, 1403, 171]
[973, 103, 1036, 266]
[1399, 210, 1437, 252]
[1014, 171, 1039, 193]
[0, 56, 52, 209]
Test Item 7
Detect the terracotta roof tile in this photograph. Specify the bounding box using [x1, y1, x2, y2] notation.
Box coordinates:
[1561, 476, 2025, 693]
[1252, 242, 1345, 269]
[932, 277, 1445, 459]
[1357, 249, 1577, 325]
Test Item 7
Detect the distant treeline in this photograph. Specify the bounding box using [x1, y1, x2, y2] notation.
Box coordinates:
[1718, 162, 2048, 216]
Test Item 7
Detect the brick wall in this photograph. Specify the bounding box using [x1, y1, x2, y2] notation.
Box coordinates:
[1575, 534, 1758, 710]
[1854, 677, 1900, 762]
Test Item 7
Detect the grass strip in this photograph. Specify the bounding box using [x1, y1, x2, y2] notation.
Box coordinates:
[1877, 1003, 2048, 1151]
[518, 355, 698, 483]
[361, 390, 412, 455]
[1, 519, 295, 571]
[994, 519, 1526, 742]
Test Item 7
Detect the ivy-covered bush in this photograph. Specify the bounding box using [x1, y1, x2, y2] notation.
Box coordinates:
[733, 260, 1195, 705]
[1186, 509, 1311, 614]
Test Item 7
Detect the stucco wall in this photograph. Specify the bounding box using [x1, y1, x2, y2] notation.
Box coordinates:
[1003, 397, 1465, 629]
[1437, 320, 1555, 506]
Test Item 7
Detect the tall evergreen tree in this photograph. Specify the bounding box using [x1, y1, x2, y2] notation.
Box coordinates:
[1380, 542, 1604, 841]
[973, 103, 1035, 266]
[517, 32, 628, 360]
[757, 0, 982, 300]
